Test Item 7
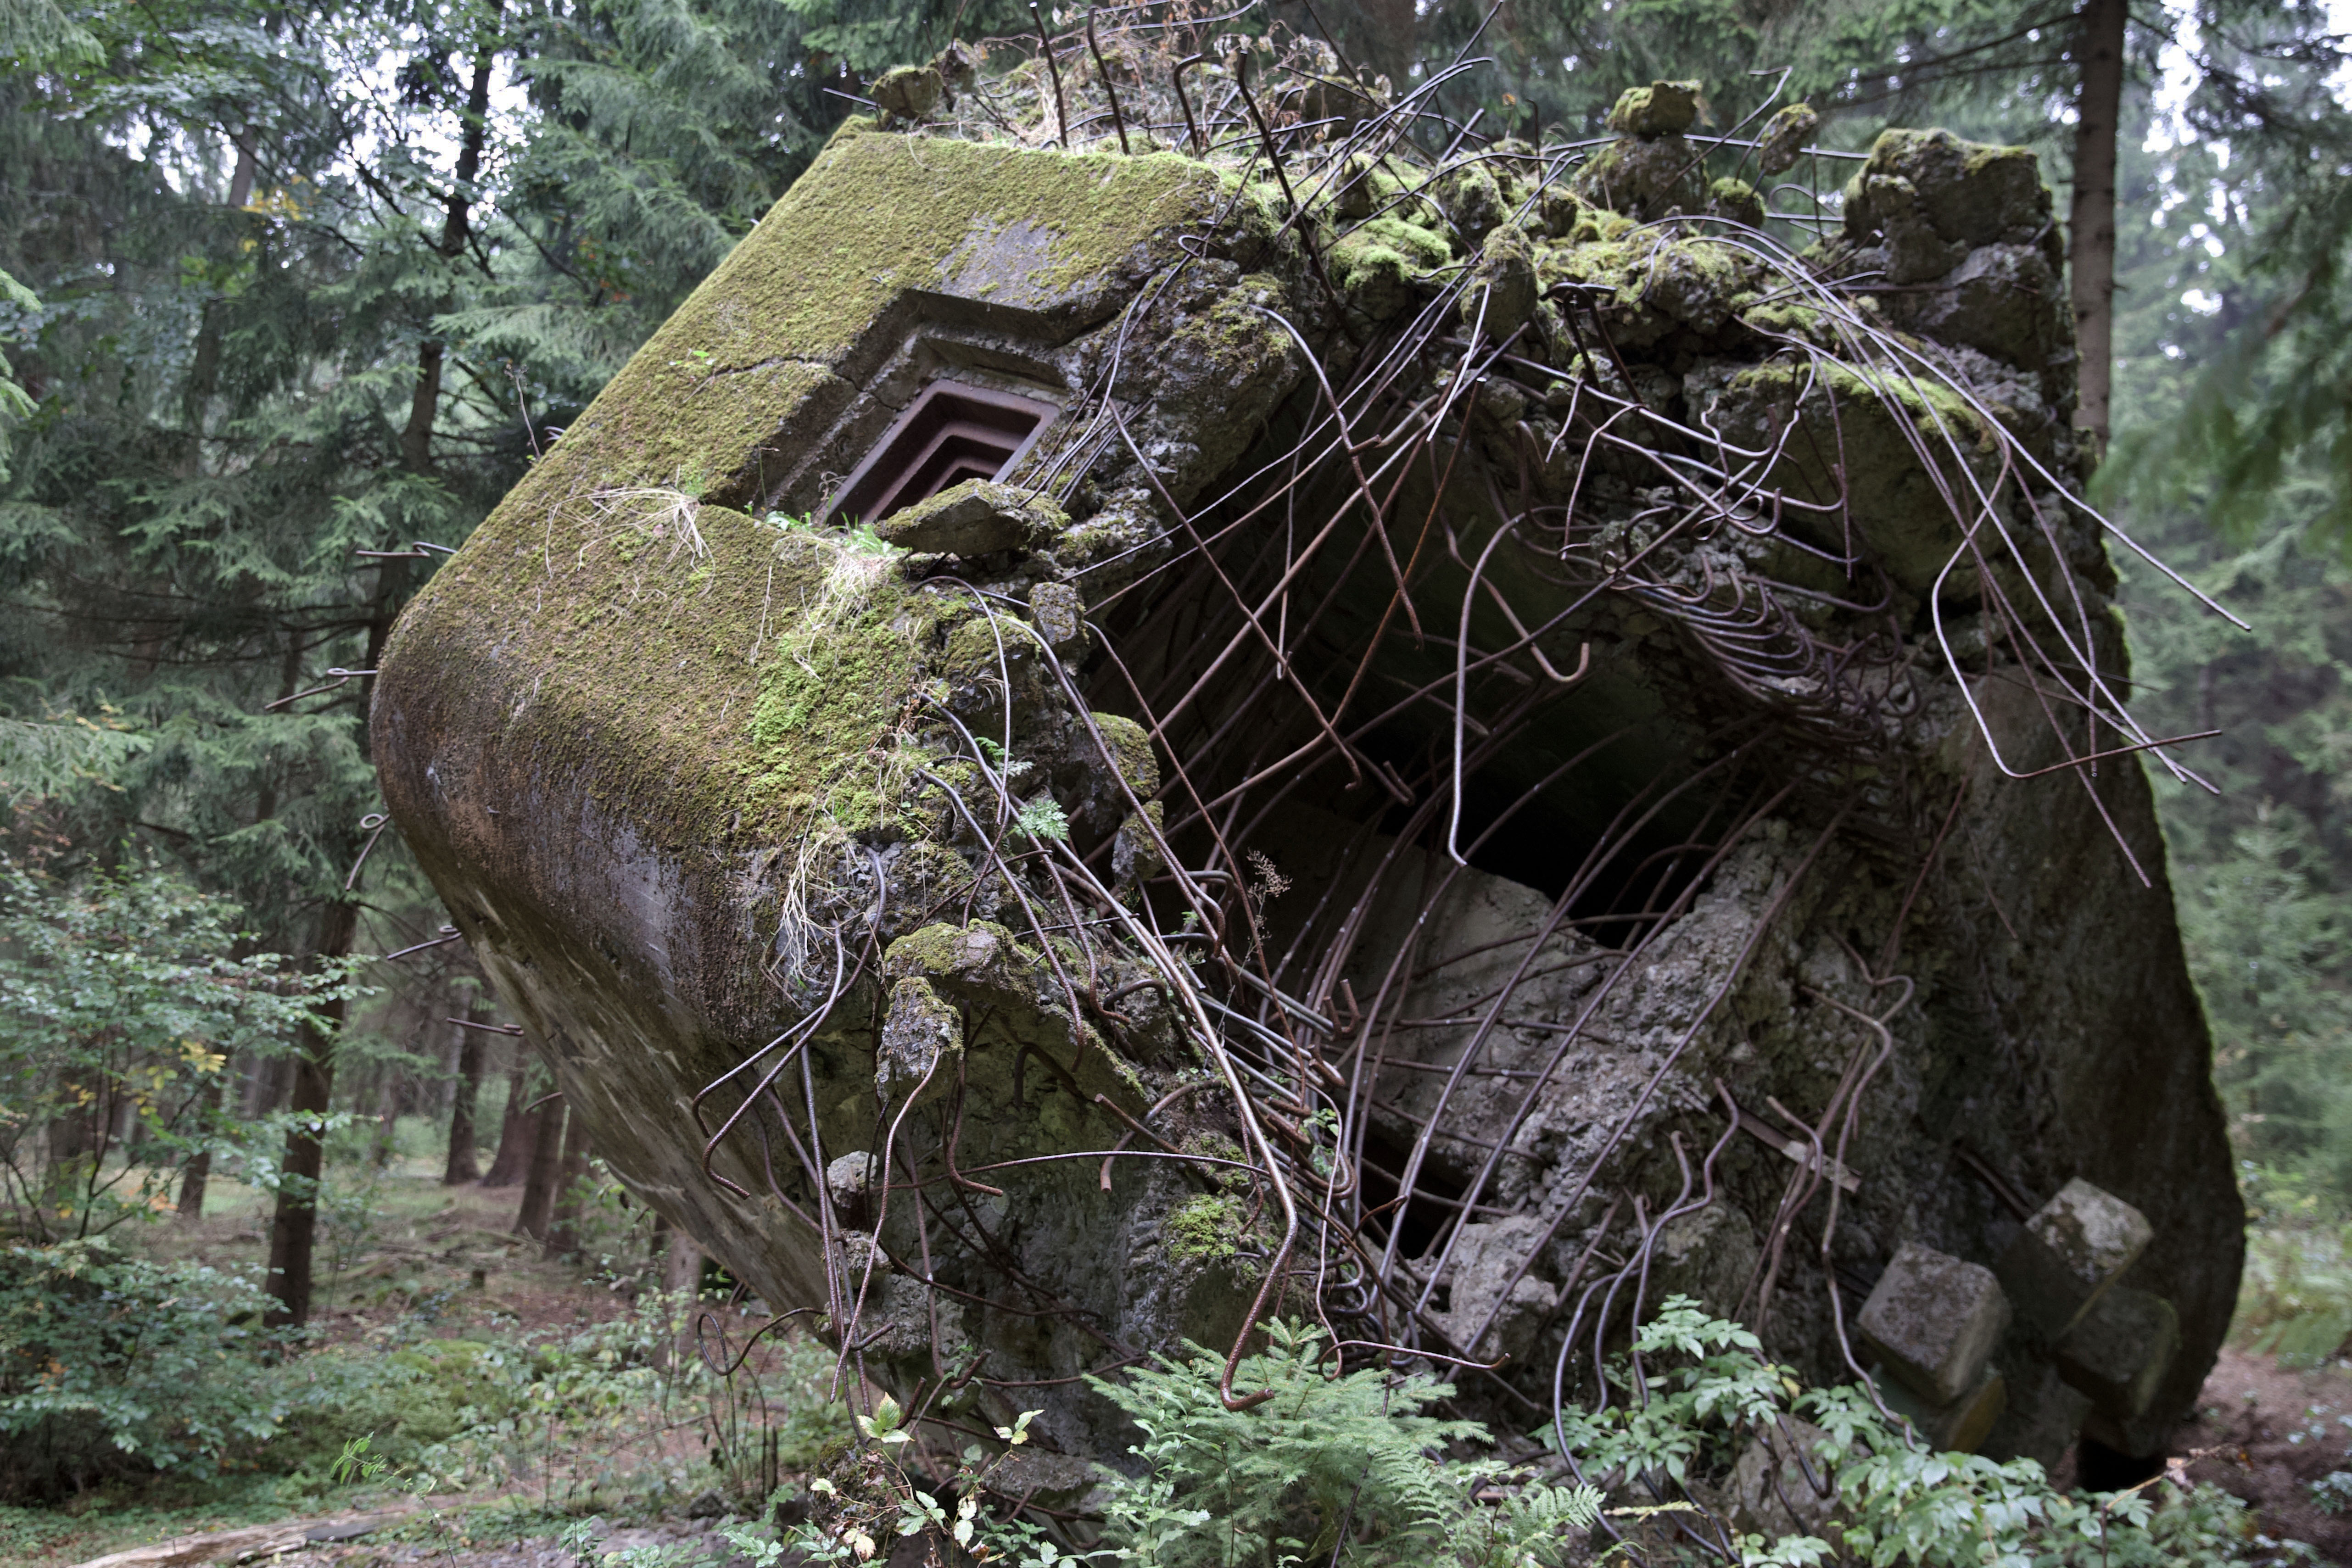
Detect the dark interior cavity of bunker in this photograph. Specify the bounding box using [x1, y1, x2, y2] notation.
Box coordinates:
[369, 24, 2240, 1524]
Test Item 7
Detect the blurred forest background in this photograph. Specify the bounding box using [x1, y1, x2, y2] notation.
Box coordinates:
[7, 0, 2352, 1547]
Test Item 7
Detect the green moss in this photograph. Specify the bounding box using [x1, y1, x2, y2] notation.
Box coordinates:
[1166, 1192, 1251, 1263]
[1607, 80, 1701, 137]
[1336, 213, 1451, 270]
[488, 134, 1223, 508]
[1739, 299, 1829, 344]
[379, 132, 1228, 884]
[1091, 713, 1160, 796]
[1708, 176, 1764, 229]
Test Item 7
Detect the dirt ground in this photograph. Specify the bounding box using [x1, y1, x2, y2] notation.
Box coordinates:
[2178, 1344, 2352, 1561]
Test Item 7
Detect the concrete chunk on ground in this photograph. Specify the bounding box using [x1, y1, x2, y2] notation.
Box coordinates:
[1857, 1240, 2011, 1404]
[2056, 1285, 2180, 1422]
[1997, 1179, 2154, 1337]
[1875, 1362, 2008, 1454]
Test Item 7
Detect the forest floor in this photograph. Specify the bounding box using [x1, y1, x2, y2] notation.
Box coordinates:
[11, 1155, 2352, 1567]
[2, 1152, 775, 1568]
[2180, 1345, 2352, 1561]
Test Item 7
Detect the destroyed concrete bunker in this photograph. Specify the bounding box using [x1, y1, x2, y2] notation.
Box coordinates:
[374, 49, 2240, 1495]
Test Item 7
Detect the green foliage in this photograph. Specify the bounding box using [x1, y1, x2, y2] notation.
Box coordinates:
[0, 1237, 335, 1500]
[2233, 1171, 2352, 1367]
[1013, 794, 1070, 845]
[1546, 1298, 2259, 1567]
[1554, 1297, 1784, 1489]
[0, 856, 334, 1238]
[1089, 1319, 1599, 1568]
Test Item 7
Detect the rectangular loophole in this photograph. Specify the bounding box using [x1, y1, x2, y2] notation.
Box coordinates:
[830, 379, 1060, 525]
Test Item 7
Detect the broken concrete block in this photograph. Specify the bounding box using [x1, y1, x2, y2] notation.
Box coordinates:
[1460, 223, 1538, 338]
[369, 75, 2243, 1472]
[1607, 79, 1702, 138]
[2056, 1286, 2179, 1422]
[1978, 1356, 2094, 1469]
[1857, 1242, 2010, 1404]
[1996, 1179, 2153, 1338]
[827, 1150, 881, 1228]
[871, 64, 943, 122]
[2082, 1403, 2179, 1462]
[1875, 1362, 2006, 1454]
[1026, 579, 1088, 661]
[1756, 103, 1819, 176]
[874, 479, 1066, 556]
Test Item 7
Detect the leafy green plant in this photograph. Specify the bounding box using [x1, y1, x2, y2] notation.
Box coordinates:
[1548, 1296, 2265, 1567]
[0, 858, 339, 1239]
[1014, 796, 1070, 845]
[2233, 1166, 2352, 1371]
[1089, 1319, 1600, 1568]
[0, 1236, 372, 1501]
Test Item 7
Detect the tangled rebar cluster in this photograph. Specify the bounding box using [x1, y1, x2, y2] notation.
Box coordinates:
[378, 5, 2245, 1556]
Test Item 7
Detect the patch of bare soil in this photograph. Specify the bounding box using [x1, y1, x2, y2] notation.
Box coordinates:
[2175, 1345, 2352, 1561]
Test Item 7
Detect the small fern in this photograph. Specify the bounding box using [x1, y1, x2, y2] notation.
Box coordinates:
[1014, 794, 1069, 844]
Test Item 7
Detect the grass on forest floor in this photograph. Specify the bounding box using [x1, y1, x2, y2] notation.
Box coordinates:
[3, 1124, 845, 1568]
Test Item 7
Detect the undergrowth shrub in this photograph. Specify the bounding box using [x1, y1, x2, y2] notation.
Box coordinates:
[0, 1237, 350, 1501]
[0, 1239, 854, 1513]
[1089, 1318, 1599, 1567]
[2235, 1166, 2352, 1367]
[750, 1301, 2283, 1568]
[1553, 1297, 2269, 1566]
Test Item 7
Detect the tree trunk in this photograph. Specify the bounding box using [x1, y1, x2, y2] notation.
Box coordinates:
[177, 1056, 230, 1222]
[373, 1066, 401, 1166]
[513, 1099, 567, 1241]
[542, 1109, 592, 1260]
[481, 1054, 537, 1185]
[443, 1024, 485, 1184]
[263, 897, 358, 1328]
[662, 1222, 704, 1297]
[400, 6, 501, 475]
[2069, 0, 2127, 456]
[182, 135, 257, 435]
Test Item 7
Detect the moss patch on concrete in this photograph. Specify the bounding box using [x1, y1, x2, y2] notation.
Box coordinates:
[485, 132, 1227, 510]
[1165, 1192, 1252, 1263]
[382, 131, 1230, 882]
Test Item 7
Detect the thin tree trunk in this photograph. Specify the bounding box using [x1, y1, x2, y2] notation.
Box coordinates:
[443, 1024, 485, 1184]
[177, 1055, 230, 1222]
[263, 898, 358, 1328]
[400, 6, 501, 476]
[542, 1109, 592, 1260]
[373, 1066, 401, 1166]
[514, 1099, 567, 1242]
[2069, 0, 2126, 457]
[481, 1054, 537, 1186]
[260, 449, 412, 1328]
[183, 134, 258, 435]
[662, 1223, 704, 1296]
